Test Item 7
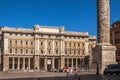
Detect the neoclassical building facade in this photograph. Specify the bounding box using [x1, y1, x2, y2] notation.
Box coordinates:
[110, 20, 120, 63]
[0, 25, 96, 72]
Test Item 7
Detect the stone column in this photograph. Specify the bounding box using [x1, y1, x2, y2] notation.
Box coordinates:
[92, 0, 116, 74]
[60, 56, 64, 69]
[67, 58, 69, 66]
[3, 34, 9, 71]
[52, 57, 54, 69]
[12, 57, 14, 70]
[22, 58, 25, 69]
[62, 40, 65, 55]
[17, 57, 20, 69]
[28, 58, 30, 69]
[44, 57, 47, 70]
[76, 58, 78, 68]
[34, 56, 39, 70]
[44, 39, 47, 55]
[3, 56, 9, 71]
[35, 38, 39, 55]
[97, 0, 110, 45]
[84, 42, 89, 55]
[60, 39, 64, 55]
[72, 58, 73, 67]
[3, 33, 8, 54]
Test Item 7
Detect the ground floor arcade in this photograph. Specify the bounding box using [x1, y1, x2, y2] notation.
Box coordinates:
[1, 55, 91, 72]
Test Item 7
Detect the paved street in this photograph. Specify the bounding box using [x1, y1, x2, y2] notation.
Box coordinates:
[0, 71, 120, 80]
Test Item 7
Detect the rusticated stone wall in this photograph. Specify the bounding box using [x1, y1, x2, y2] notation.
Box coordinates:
[97, 0, 110, 44]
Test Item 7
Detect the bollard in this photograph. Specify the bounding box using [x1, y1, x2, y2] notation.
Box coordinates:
[79, 77, 81, 80]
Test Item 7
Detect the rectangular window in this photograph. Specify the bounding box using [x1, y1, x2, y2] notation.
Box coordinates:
[21, 40, 22, 45]
[10, 40, 12, 45]
[15, 48, 17, 54]
[78, 50, 80, 55]
[21, 49, 23, 54]
[26, 49, 28, 54]
[49, 50, 50, 54]
[15, 40, 17, 45]
[65, 42, 67, 47]
[56, 42, 58, 46]
[48, 42, 50, 46]
[69, 42, 71, 47]
[31, 49, 33, 54]
[70, 50, 71, 54]
[65, 50, 67, 54]
[10, 48, 12, 53]
[74, 50, 76, 54]
[26, 41, 28, 45]
[74, 42, 76, 47]
[78, 43, 80, 47]
[56, 49, 58, 54]
[31, 41, 33, 45]
[41, 42, 43, 45]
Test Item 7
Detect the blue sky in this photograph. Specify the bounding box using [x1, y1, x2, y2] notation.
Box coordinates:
[0, 0, 120, 36]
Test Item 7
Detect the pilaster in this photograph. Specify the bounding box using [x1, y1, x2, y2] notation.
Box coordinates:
[34, 56, 39, 70]
[22, 58, 25, 69]
[3, 56, 9, 72]
[84, 42, 89, 55]
[35, 37, 39, 55]
[44, 39, 47, 55]
[52, 39, 54, 55]
[60, 39, 64, 55]
[60, 56, 64, 69]
[44, 57, 47, 70]
[3, 33, 8, 54]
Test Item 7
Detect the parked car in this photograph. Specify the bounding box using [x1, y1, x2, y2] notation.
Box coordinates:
[103, 64, 120, 75]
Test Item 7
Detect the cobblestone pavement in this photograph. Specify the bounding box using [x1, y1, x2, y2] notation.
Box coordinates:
[0, 71, 120, 80]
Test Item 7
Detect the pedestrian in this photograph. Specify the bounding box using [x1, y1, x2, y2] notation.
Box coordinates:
[67, 67, 69, 76]
[70, 67, 73, 74]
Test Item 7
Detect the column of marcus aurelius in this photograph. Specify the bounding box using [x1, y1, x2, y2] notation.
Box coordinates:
[92, 0, 117, 74]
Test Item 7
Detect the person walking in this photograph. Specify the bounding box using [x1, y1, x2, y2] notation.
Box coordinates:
[67, 67, 69, 76]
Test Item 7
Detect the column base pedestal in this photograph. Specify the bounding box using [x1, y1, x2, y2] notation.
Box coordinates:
[92, 45, 117, 74]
